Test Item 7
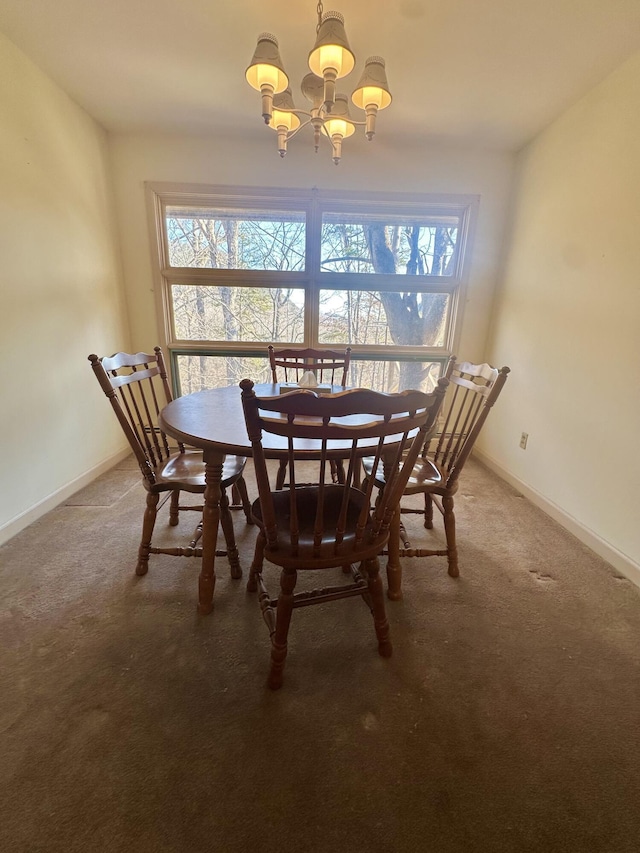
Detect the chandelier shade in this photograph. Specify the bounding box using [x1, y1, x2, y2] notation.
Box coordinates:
[323, 93, 356, 165]
[271, 89, 301, 132]
[351, 56, 392, 141]
[308, 11, 355, 108]
[245, 3, 391, 164]
[351, 57, 392, 110]
[323, 94, 356, 139]
[270, 88, 302, 158]
[245, 33, 290, 123]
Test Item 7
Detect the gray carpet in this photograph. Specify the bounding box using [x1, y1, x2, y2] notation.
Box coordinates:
[1, 456, 639, 852]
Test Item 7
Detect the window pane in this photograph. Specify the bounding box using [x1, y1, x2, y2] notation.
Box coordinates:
[318, 290, 450, 347]
[320, 214, 459, 275]
[171, 284, 305, 343]
[348, 359, 445, 393]
[175, 354, 271, 394]
[174, 354, 444, 395]
[166, 207, 306, 270]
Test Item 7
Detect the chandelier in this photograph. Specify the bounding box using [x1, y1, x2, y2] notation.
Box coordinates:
[245, 2, 392, 165]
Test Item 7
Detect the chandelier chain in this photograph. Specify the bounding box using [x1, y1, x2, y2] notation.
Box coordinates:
[316, 1, 323, 32]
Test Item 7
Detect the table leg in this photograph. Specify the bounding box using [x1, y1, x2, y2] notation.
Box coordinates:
[199, 450, 224, 615]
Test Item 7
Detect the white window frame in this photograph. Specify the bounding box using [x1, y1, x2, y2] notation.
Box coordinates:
[145, 182, 479, 383]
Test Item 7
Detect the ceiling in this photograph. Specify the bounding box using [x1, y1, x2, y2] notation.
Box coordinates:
[1, 0, 640, 151]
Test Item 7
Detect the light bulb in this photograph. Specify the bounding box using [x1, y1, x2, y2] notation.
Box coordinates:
[317, 44, 343, 76]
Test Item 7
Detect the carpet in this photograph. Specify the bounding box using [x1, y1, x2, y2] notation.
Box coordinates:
[1, 457, 638, 852]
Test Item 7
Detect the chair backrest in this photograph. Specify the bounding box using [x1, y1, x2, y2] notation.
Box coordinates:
[426, 360, 510, 486]
[268, 346, 352, 386]
[89, 347, 180, 484]
[240, 378, 448, 560]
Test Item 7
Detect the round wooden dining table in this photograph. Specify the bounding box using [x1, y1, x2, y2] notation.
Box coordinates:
[159, 383, 405, 615]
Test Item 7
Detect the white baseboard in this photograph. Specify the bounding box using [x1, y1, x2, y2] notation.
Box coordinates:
[474, 449, 640, 590]
[0, 448, 133, 547]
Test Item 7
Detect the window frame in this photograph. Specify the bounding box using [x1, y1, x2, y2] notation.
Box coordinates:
[146, 182, 479, 388]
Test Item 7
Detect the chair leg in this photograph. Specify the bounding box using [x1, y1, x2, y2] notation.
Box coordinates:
[169, 490, 180, 526]
[424, 493, 434, 529]
[137, 492, 159, 576]
[442, 494, 459, 578]
[219, 489, 242, 580]
[275, 459, 288, 490]
[234, 475, 253, 524]
[364, 557, 392, 658]
[247, 530, 266, 593]
[386, 505, 403, 601]
[268, 567, 297, 690]
[189, 520, 204, 549]
[329, 459, 346, 484]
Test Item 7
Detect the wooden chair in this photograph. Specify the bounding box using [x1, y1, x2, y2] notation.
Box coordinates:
[268, 345, 352, 488]
[240, 377, 448, 689]
[362, 360, 510, 594]
[89, 347, 252, 583]
[268, 345, 351, 386]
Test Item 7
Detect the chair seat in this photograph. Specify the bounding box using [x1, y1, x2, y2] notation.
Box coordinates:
[362, 456, 444, 493]
[251, 485, 388, 569]
[153, 450, 246, 492]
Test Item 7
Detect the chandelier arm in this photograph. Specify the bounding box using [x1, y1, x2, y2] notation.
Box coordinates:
[284, 116, 314, 142]
[319, 121, 332, 141]
[316, 103, 365, 127]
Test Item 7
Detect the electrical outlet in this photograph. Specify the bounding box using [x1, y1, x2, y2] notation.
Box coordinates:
[519, 432, 528, 450]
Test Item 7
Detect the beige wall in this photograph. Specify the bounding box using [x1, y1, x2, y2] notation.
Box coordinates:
[0, 32, 130, 542]
[108, 132, 515, 364]
[480, 50, 640, 582]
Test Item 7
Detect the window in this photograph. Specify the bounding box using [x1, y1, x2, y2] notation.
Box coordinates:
[147, 184, 478, 395]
